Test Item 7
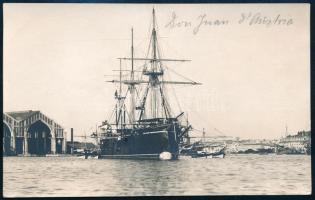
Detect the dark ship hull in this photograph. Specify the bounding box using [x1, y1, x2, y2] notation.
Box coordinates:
[99, 119, 186, 160]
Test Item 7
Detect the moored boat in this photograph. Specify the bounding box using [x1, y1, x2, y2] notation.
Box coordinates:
[181, 141, 226, 159]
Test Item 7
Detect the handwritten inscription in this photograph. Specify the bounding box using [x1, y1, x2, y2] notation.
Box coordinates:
[165, 11, 294, 35]
[239, 12, 294, 26]
[165, 12, 229, 35]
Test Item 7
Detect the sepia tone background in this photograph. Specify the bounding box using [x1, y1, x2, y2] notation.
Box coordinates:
[3, 3, 310, 140]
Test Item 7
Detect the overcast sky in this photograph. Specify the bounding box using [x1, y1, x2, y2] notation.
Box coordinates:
[3, 4, 310, 140]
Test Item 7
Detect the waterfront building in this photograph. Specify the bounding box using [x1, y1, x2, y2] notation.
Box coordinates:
[278, 130, 311, 154]
[3, 110, 66, 155]
[236, 143, 275, 153]
[226, 139, 277, 154]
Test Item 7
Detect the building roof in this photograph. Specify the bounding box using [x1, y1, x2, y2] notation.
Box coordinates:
[5, 110, 63, 129]
[6, 110, 40, 121]
[297, 130, 311, 136]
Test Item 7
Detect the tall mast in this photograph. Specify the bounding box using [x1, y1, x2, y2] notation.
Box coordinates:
[108, 8, 201, 122]
[130, 28, 135, 123]
[151, 8, 158, 118]
[131, 28, 134, 76]
[152, 8, 157, 61]
[203, 128, 206, 143]
[119, 58, 122, 129]
[119, 59, 122, 96]
[115, 104, 118, 126]
[115, 59, 124, 129]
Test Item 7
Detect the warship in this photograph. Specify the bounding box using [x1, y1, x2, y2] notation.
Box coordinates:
[98, 9, 201, 160]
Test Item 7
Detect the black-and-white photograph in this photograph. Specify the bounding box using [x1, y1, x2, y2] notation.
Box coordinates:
[3, 3, 311, 197]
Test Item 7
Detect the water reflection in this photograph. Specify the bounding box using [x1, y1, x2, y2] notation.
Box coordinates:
[3, 155, 311, 197]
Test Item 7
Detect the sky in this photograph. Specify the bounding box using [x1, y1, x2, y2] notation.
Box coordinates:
[3, 4, 310, 140]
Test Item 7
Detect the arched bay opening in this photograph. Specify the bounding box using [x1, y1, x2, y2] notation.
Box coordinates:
[3, 122, 12, 155]
[27, 120, 51, 155]
[56, 138, 63, 154]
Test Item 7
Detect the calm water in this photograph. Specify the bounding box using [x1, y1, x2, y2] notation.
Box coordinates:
[3, 154, 311, 197]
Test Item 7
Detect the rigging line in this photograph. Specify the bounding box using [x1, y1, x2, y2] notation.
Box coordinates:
[213, 128, 226, 136]
[153, 12, 164, 70]
[118, 63, 146, 97]
[192, 110, 225, 136]
[191, 109, 209, 132]
[105, 99, 117, 123]
[161, 84, 174, 117]
[145, 18, 153, 59]
[191, 128, 205, 133]
[136, 82, 144, 100]
[134, 63, 148, 71]
[133, 35, 149, 56]
[135, 87, 141, 102]
[164, 70, 182, 113]
[159, 74, 172, 117]
[114, 64, 145, 79]
[145, 39, 152, 64]
[123, 105, 133, 125]
[107, 107, 115, 124]
[155, 17, 163, 56]
[133, 13, 152, 75]
[154, 9, 161, 36]
[135, 63, 147, 94]
[164, 65, 196, 83]
[158, 83, 171, 118]
[191, 127, 211, 135]
[159, 78, 170, 116]
[191, 128, 220, 137]
[160, 37, 184, 60]
[156, 32, 164, 72]
[119, 61, 149, 102]
[138, 83, 150, 120]
[134, 86, 143, 117]
[147, 11, 153, 44]
[104, 74, 129, 77]
[116, 87, 130, 125]
[120, 62, 146, 77]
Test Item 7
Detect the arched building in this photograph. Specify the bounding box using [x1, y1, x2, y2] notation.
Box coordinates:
[3, 110, 66, 156]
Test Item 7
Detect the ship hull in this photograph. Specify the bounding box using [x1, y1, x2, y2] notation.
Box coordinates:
[99, 123, 181, 160]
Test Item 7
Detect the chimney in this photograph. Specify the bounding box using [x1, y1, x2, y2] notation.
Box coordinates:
[71, 128, 74, 154]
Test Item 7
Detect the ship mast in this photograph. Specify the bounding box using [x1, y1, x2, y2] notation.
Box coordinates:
[130, 28, 135, 124]
[119, 59, 123, 132]
[116, 59, 122, 128]
[114, 58, 126, 132]
[109, 8, 201, 122]
[151, 8, 158, 118]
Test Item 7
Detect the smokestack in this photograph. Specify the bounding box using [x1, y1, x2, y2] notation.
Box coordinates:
[71, 128, 74, 154]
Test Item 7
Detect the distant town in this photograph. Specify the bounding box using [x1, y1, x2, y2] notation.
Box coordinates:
[3, 110, 311, 156]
